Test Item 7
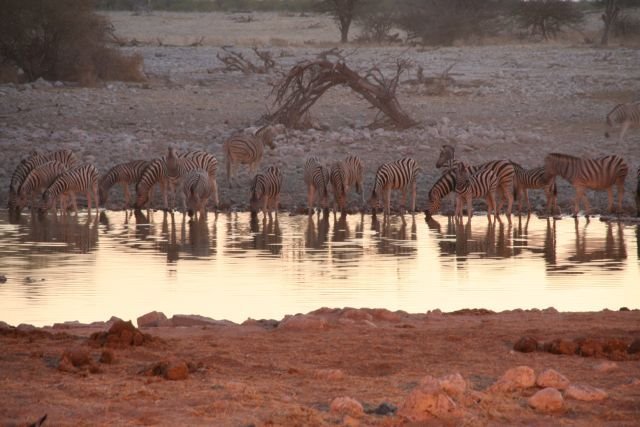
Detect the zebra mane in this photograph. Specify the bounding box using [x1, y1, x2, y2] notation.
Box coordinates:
[547, 152, 580, 161]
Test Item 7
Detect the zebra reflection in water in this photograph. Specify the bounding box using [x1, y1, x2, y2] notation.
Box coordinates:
[567, 218, 627, 266]
[371, 213, 417, 256]
[305, 211, 330, 251]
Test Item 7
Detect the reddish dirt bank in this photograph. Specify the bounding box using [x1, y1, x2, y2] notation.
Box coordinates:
[1, 308, 639, 426]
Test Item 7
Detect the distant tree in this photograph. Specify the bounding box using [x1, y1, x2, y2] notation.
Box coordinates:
[514, 0, 583, 40]
[355, 0, 398, 43]
[316, 0, 361, 43]
[393, 0, 506, 46]
[0, 0, 144, 84]
[601, 0, 620, 46]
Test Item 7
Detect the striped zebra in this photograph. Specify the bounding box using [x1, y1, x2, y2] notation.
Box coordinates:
[182, 169, 213, 219]
[223, 125, 281, 187]
[134, 150, 218, 210]
[8, 149, 77, 211]
[424, 169, 456, 218]
[41, 164, 99, 215]
[436, 145, 514, 217]
[605, 101, 640, 140]
[330, 155, 364, 213]
[454, 162, 499, 221]
[250, 166, 283, 219]
[16, 160, 70, 211]
[166, 147, 219, 209]
[369, 157, 419, 216]
[99, 160, 149, 208]
[303, 157, 329, 214]
[510, 162, 557, 214]
[635, 167, 639, 217]
[544, 153, 628, 215]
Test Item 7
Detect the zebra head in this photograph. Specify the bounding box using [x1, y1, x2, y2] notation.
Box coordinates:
[40, 190, 56, 213]
[436, 144, 455, 168]
[424, 197, 441, 218]
[453, 161, 471, 190]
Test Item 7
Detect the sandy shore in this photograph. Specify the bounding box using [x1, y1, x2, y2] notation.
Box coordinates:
[1, 308, 639, 425]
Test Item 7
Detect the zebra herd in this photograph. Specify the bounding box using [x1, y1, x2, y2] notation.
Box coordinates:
[5, 111, 640, 221]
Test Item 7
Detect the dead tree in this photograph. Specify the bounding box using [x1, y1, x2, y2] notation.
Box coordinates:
[216, 47, 275, 73]
[601, 0, 620, 46]
[264, 55, 417, 129]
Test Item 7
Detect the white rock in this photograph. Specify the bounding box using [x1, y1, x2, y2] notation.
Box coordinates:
[528, 388, 564, 412]
[536, 369, 570, 390]
[330, 396, 364, 418]
[489, 366, 536, 393]
[564, 384, 608, 401]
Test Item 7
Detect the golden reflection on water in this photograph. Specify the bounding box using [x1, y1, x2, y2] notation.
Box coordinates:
[0, 210, 638, 326]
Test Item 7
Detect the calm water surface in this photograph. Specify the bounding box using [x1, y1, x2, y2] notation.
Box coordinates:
[0, 210, 638, 326]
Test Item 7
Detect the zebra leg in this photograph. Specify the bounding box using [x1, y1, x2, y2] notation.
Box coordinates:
[524, 189, 531, 213]
[504, 184, 513, 217]
[226, 157, 232, 188]
[307, 185, 314, 215]
[411, 180, 416, 214]
[400, 188, 407, 216]
[606, 187, 614, 213]
[123, 184, 131, 209]
[467, 196, 473, 222]
[616, 180, 625, 213]
[384, 188, 391, 216]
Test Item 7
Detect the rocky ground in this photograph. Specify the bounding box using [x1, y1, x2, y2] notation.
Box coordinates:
[1, 308, 639, 426]
[1, 12, 639, 215]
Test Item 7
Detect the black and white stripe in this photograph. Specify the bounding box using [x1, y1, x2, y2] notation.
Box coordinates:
[454, 162, 499, 220]
[511, 162, 557, 214]
[99, 160, 149, 207]
[250, 166, 283, 218]
[544, 152, 628, 215]
[369, 157, 419, 216]
[16, 160, 69, 211]
[41, 164, 99, 214]
[223, 125, 279, 187]
[330, 155, 364, 213]
[8, 149, 77, 210]
[436, 145, 514, 216]
[182, 169, 213, 219]
[304, 157, 329, 213]
[605, 101, 640, 140]
[424, 170, 456, 217]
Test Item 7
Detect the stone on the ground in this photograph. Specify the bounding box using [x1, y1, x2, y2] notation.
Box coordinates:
[514, 336, 538, 353]
[536, 369, 570, 390]
[594, 361, 618, 372]
[547, 339, 577, 355]
[628, 339, 640, 354]
[137, 311, 169, 327]
[564, 384, 608, 401]
[528, 387, 564, 412]
[314, 368, 345, 381]
[398, 376, 460, 421]
[438, 373, 467, 397]
[330, 397, 364, 418]
[170, 314, 235, 327]
[489, 366, 536, 392]
[278, 314, 328, 331]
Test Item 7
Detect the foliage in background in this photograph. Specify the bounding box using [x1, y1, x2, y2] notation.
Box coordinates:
[393, 0, 509, 46]
[315, 0, 360, 43]
[514, 0, 583, 40]
[0, 0, 145, 84]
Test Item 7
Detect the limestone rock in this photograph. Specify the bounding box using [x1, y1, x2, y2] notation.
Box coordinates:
[330, 397, 364, 418]
[438, 373, 467, 397]
[514, 336, 538, 353]
[547, 339, 577, 355]
[564, 384, 608, 401]
[489, 366, 536, 393]
[536, 369, 570, 390]
[170, 314, 235, 327]
[278, 314, 328, 331]
[398, 376, 459, 422]
[137, 311, 169, 327]
[594, 361, 618, 372]
[314, 368, 345, 381]
[528, 388, 564, 412]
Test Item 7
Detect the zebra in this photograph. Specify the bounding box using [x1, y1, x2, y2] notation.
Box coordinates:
[424, 169, 456, 218]
[98, 160, 149, 208]
[16, 160, 70, 212]
[510, 162, 557, 214]
[436, 145, 514, 217]
[303, 156, 329, 214]
[454, 161, 499, 221]
[605, 101, 640, 140]
[134, 150, 218, 210]
[182, 169, 213, 219]
[40, 164, 99, 215]
[635, 167, 639, 217]
[330, 155, 364, 213]
[544, 152, 628, 216]
[8, 149, 77, 211]
[250, 166, 283, 219]
[223, 125, 282, 187]
[369, 157, 419, 216]
[166, 148, 219, 209]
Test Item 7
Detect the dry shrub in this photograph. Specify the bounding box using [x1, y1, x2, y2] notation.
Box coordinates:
[0, 63, 22, 84]
[0, 0, 145, 85]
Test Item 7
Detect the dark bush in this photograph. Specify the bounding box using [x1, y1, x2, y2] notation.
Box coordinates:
[514, 0, 583, 40]
[355, 0, 399, 43]
[613, 11, 640, 37]
[0, 0, 145, 84]
[394, 0, 507, 46]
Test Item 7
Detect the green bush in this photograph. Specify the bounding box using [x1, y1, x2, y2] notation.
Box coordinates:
[0, 0, 145, 84]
